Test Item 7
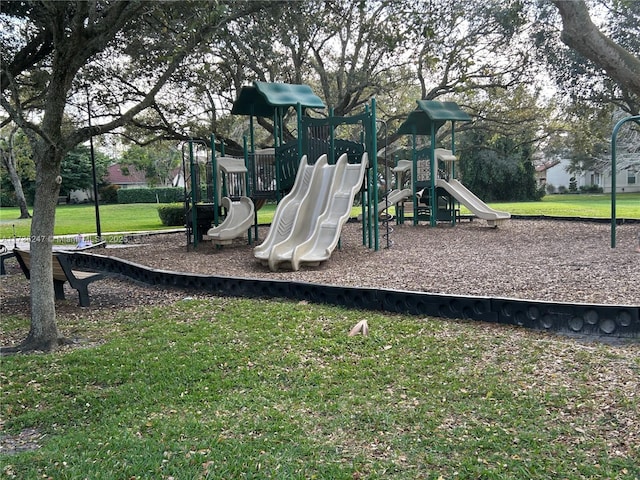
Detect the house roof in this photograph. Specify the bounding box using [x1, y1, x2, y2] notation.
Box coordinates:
[535, 159, 561, 172]
[106, 164, 147, 185]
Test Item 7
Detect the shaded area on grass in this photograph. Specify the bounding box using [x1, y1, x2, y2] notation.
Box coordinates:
[1, 293, 639, 479]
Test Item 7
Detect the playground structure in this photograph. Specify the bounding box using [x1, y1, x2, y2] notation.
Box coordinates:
[391, 100, 510, 227]
[65, 88, 640, 338]
[183, 84, 510, 272]
[204, 196, 254, 245]
[182, 139, 257, 248]
[48, 91, 638, 340]
[183, 81, 380, 264]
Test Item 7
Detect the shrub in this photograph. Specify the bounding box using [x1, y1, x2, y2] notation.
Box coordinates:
[157, 203, 185, 226]
[546, 183, 556, 194]
[569, 177, 578, 193]
[579, 184, 603, 194]
[558, 185, 568, 194]
[100, 184, 120, 204]
[118, 187, 184, 204]
[0, 190, 17, 207]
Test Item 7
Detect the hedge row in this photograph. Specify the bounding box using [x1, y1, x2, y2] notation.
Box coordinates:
[117, 187, 184, 204]
[157, 203, 185, 226]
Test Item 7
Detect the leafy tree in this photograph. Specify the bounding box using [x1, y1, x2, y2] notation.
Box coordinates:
[556, 107, 640, 178]
[533, 0, 640, 186]
[93, 0, 553, 174]
[201, 0, 544, 161]
[1, 133, 109, 207]
[536, 0, 640, 114]
[120, 143, 181, 187]
[186, 1, 416, 145]
[0, 126, 33, 216]
[1, 0, 267, 353]
[59, 144, 110, 196]
[459, 132, 542, 202]
[553, 0, 640, 106]
[408, 1, 530, 99]
[456, 87, 547, 202]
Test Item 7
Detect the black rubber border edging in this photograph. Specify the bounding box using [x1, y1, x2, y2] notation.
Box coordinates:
[69, 252, 639, 340]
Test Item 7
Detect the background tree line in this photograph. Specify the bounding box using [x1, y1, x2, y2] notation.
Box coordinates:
[3, 1, 638, 209]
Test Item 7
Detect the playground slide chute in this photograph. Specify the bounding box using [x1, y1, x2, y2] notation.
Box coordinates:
[254, 155, 323, 262]
[378, 188, 413, 214]
[292, 153, 368, 270]
[263, 154, 335, 271]
[358, 160, 411, 220]
[436, 178, 510, 227]
[205, 196, 255, 243]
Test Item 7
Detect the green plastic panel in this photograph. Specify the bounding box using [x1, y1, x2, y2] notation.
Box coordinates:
[231, 86, 275, 117]
[397, 100, 471, 135]
[416, 100, 471, 121]
[231, 81, 325, 117]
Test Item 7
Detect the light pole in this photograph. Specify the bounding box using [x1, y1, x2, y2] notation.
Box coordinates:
[86, 86, 102, 242]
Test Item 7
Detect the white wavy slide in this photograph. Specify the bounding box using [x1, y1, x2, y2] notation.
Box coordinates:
[254, 155, 323, 263]
[436, 178, 510, 227]
[263, 154, 335, 271]
[380, 160, 413, 214]
[204, 196, 255, 244]
[291, 152, 368, 270]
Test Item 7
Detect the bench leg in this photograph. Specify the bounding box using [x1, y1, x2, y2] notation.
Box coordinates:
[53, 280, 66, 300]
[0, 252, 15, 275]
[77, 286, 91, 307]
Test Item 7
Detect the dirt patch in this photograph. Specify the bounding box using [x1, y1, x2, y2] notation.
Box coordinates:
[94, 219, 640, 305]
[2, 220, 639, 322]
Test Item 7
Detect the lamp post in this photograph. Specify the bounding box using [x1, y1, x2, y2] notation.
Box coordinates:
[86, 86, 102, 242]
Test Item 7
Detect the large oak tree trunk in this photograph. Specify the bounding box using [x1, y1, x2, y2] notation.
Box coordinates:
[20, 145, 63, 351]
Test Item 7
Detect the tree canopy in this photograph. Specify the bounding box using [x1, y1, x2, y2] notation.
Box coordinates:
[0, 0, 268, 352]
[536, 0, 640, 115]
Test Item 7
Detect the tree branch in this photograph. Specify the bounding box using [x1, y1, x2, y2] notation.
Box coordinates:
[0, 29, 53, 92]
[552, 0, 640, 97]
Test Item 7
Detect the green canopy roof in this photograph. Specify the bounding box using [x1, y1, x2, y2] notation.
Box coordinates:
[231, 81, 325, 117]
[397, 100, 471, 135]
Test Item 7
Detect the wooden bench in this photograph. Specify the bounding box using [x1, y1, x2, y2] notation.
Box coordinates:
[0, 245, 15, 275]
[14, 248, 105, 307]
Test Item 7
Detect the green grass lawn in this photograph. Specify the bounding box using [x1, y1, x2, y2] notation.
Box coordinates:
[0, 203, 279, 241]
[1, 193, 638, 240]
[1, 298, 638, 479]
[488, 192, 640, 218]
[0, 204, 169, 242]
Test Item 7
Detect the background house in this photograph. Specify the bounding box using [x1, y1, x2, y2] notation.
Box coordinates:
[534, 159, 560, 188]
[545, 157, 639, 193]
[105, 164, 148, 189]
[105, 164, 185, 189]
